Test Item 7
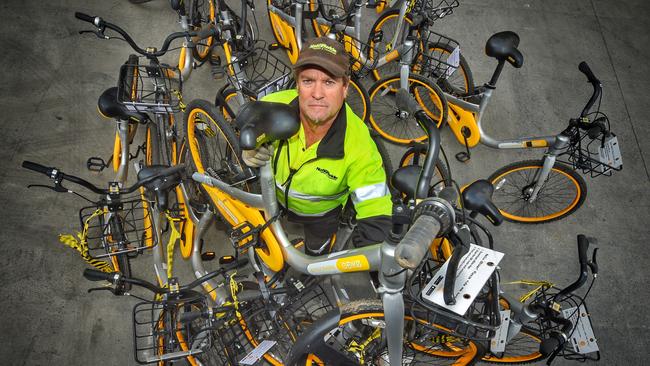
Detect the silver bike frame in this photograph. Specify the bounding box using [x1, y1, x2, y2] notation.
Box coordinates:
[191, 151, 441, 364]
[444, 88, 571, 201]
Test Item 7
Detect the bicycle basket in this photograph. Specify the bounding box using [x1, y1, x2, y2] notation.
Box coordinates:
[117, 62, 182, 113]
[338, 34, 380, 79]
[417, 31, 463, 83]
[405, 256, 500, 341]
[218, 276, 335, 365]
[223, 47, 293, 100]
[513, 283, 601, 362]
[560, 114, 623, 178]
[413, 0, 460, 21]
[132, 296, 213, 364]
[79, 196, 154, 260]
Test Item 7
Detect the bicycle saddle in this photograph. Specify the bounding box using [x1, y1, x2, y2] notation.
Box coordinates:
[390, 165, 421, 199]
[97, 87, 148, 122]
[462, 179, 503, 225]
[237, 101, 300, 150]
[137, 165, 182, 211]
[485, 31, 524, 68]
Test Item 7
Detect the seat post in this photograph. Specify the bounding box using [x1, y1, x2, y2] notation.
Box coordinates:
[487, 59, 506, 88]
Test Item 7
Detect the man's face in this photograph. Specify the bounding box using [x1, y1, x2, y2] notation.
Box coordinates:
[297, 68, 348, 126]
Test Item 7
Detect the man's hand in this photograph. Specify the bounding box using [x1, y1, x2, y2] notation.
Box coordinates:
[242, 146, 272, 167]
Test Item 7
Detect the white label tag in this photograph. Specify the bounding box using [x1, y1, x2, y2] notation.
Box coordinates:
[562, 305, 599, 354]
[257, 75, 291, 99]
[444, 46, 461, 78]
[421, 244, 504, 315]
[239, 340, 277, 365]
[490, 310, 511, 353]
[598, 135, 622, 171]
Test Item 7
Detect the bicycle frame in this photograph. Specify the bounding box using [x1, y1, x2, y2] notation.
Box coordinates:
[192, 157, 428, 364]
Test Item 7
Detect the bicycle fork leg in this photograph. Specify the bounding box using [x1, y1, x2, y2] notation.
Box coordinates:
[382, 291, 404, 365]
[529, 154, 557, 202]
[116, 120, 130, 185]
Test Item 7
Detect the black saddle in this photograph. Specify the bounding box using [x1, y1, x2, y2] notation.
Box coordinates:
[485, 31, 524, 68]
[462, 179, 503, 225]
[390, 165, 421, 199]
[137, 165, 182, 211]
[237, 101, 300, 150]
[97, 87, 148, 122]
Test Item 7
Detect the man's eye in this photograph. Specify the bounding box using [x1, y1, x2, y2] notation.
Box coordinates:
[325, 80, 335, 86]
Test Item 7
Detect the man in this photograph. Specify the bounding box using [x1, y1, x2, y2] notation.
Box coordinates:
[243, 37, 392, 256]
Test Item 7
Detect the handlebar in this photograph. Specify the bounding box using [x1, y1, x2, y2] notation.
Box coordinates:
[395, 88, 442, 199]
[83, 257, 249, 295]
[22, 160, 186, 195]
[578, 61, 602, 118]
[74, 11, 218, 58]
[553, 234, 598, 301]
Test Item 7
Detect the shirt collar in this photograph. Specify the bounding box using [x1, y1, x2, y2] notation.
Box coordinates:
[290, 96, 346, 159]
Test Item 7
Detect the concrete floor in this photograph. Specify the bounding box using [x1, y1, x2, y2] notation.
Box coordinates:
[1, 0, 648, 365]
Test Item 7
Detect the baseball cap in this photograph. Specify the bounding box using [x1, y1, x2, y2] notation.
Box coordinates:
[293, 37, 350, 78]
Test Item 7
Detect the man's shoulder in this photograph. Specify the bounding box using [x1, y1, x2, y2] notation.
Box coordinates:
[260, 89, 298, 104]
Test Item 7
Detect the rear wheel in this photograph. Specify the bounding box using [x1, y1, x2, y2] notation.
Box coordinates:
[184, 99, 253, 194]
[399, 146, 451, 193]
[488, 160, 587, 223]
[347, 77, 371, 122]
[189, 0, 216, 62]
[367, 9, 414, 81]
[368, 73, 448, 145]
[301, 300, 479, 365]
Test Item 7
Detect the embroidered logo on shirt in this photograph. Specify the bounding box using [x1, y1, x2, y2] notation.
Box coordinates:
[316, 167, 338, 180]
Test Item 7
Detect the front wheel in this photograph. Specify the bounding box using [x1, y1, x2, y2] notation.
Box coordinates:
[300, 300, 480, 365]
[368, 73, 448, 145]
[488, 160, 587, 223]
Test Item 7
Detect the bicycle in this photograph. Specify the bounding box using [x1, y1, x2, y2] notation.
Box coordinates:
[188, 89, 489, 364]
[82, 256, 254, 365]
[21, 161, 188, 293]
[76, 12, 221, 258]
[380, 30, 623, 223]
[265, 0, 377, 123]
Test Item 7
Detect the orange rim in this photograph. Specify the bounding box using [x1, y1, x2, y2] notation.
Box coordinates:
[490, 165, 582, 222]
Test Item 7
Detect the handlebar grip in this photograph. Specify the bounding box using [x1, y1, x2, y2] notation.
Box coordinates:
[395, 88, 422, 115]
[395, 215, 442, 269]
[75, 12, 96, 23]
[22, 160, 55, 176]
[83, 269, 117, 282]
[578, 61, 600, 85]
[577, 234, 590, 268]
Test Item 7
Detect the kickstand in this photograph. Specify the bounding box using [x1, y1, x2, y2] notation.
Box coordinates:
[455, 127, 472, 163]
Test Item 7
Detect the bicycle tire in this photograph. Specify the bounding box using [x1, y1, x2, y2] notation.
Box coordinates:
[218, 87, 255, 125]
[300, 299, 480, 365]
[184, 99, 252, 194]
[310, 0, 345, 37]
[488, 160, 587, 223]
[368, 73, 448, 145]
[420, 41, 475, 97]
[347, 76, 371, 122]
[189, 0, 216, 62]
[399, 146, 452, 192]
[367, 9, 414, 81]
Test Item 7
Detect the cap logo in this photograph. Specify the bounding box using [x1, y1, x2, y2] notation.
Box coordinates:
[309, 43, 337, 55]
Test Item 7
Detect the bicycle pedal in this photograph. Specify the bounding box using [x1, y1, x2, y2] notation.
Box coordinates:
[211, 65, 225, 80]
[201, 251, 216, 261]
[455, 151, 471, 163]
[218, 255, 235, 265]
[86, 156, 108, 172]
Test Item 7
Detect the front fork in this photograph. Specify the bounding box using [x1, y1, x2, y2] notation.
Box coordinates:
[379, 242, 407, 365]
[527, 134, 570, 202]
